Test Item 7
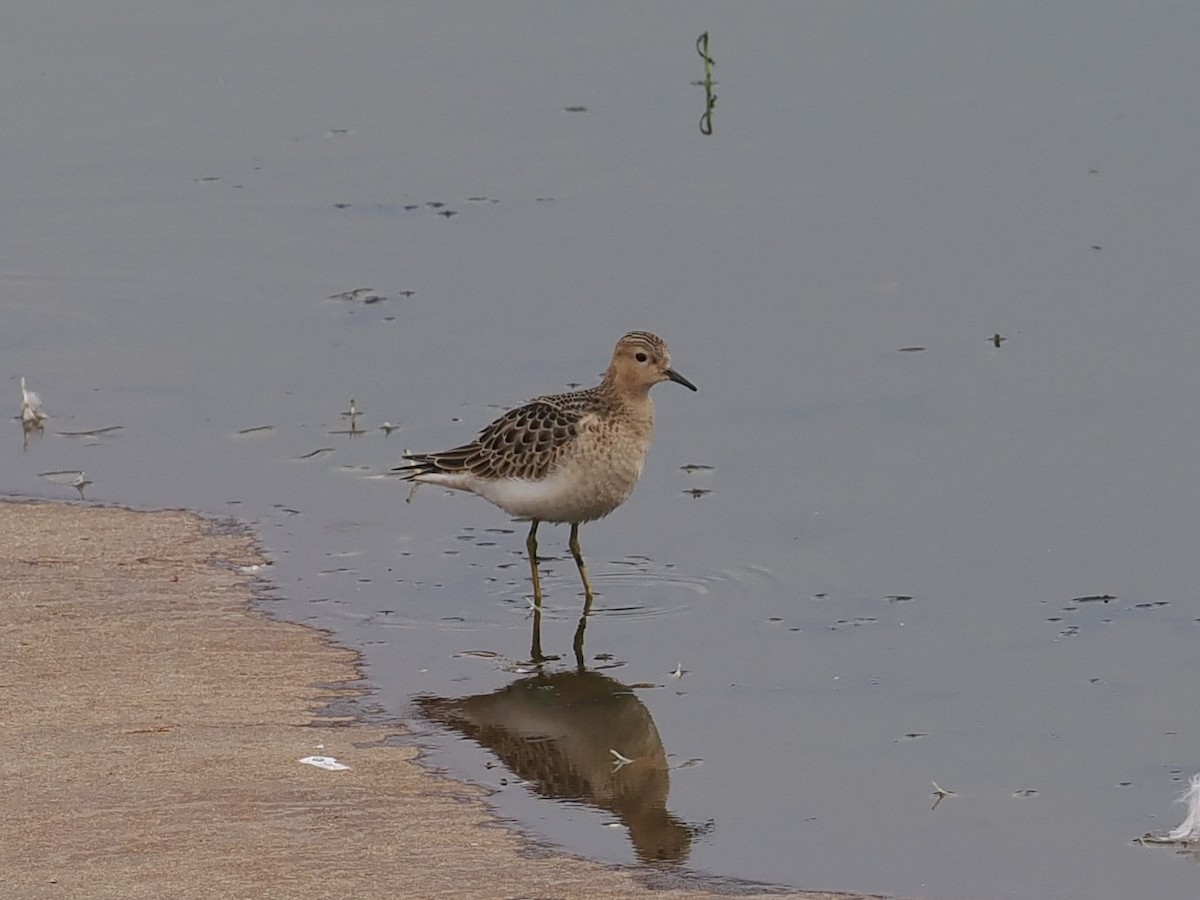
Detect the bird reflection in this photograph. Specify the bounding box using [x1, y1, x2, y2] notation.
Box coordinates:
[530, 589, 592, 666]
[417, 666, 698, 865]
[22, 417, 43, 451]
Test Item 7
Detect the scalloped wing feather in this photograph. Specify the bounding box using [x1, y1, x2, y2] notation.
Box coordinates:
[403, 395, 596, 481]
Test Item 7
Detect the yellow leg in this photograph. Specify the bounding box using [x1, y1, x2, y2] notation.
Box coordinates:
[526, 519, 545, 662]
[525, 519, 543, 603]
[568, 523, 595, 607]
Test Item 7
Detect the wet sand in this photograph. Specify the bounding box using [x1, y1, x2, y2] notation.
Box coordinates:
[0, 500, 878, 900]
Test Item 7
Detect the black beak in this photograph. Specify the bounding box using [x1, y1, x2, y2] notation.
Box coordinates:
[667, 368, 697, 391]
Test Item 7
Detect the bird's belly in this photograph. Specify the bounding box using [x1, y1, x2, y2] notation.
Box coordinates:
[474, 464, 640, 523]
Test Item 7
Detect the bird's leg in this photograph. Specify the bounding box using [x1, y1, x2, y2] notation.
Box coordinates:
[526, 519, 546, 662]
[525, 519, 544, 605]
[568, 523, 596, 608]
[569, 522, 594, 668]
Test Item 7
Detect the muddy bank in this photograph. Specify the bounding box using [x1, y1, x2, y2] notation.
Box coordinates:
[0, 501, 875, 900]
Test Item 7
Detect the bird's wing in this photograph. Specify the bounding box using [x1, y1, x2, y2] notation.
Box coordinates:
[399, 398, 586, 481]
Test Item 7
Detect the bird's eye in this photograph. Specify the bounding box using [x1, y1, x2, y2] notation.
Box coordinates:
[635, 352, 648, 363]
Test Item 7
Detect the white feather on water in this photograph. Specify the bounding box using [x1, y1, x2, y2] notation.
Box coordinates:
[1138, 772, 1200, 845]
[1166, 773, 1200, 841]
[20, 376, 45, 425]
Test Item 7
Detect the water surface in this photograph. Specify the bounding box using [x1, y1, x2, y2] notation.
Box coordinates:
[6, 3, 1200, 898]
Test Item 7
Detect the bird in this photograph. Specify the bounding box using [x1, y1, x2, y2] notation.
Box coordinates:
[395, 331, 696, 610]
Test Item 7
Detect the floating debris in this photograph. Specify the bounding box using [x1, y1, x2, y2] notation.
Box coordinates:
[39, 470, 92, 499]
[236, 424, 275, 435]
[897, 346, 926, 353]
[329, 288, 384, 304]
[696, 31, 715, 83]
[1012, 788, 1039, 798]
[39, 469, 83, 485]
[298, 755, 351, 772]
[989, 333, 1008, 347]
[334, 396, 365, 436]
[694, 31, 717, 135]
[73, 472, 92, 498]
[1073, 594, 1116, 603]
[931, 780, 957, 810]
[563, 105, 587, 112]
[295, 447, 336, 460]
[1138, 773, 1200, 845]
[454, 649, 500, 660]
[20, 376, 46, 427]
[58, 425, 124, 438]
[681, 462, 713, 499]
[357, 470, 393, 481]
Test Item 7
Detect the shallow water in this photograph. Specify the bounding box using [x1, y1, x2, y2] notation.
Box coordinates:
[6, 3, 1200, 898]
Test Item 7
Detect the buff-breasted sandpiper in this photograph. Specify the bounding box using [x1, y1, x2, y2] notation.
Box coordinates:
[396, 331, 696, 610]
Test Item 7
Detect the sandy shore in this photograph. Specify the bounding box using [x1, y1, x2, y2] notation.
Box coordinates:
[0, 500, 878, 900]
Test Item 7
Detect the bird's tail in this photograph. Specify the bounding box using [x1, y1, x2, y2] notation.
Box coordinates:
[392, 454, 438, 481]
